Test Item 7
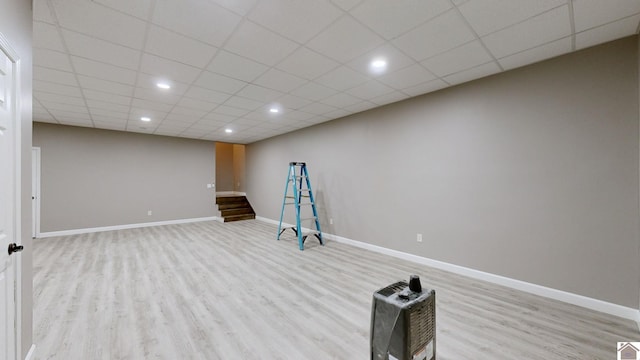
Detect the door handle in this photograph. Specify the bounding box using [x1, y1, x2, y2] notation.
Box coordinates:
[8, 243, 23, 255]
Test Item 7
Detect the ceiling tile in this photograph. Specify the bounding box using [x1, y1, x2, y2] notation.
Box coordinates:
[253, 68, 308, 93]
[223, 21, 299, 66]
[193, 71, 248, 94]
[235, 84, 284, 102]
[482, 5, 571, 58]
[576, 14, 640, 50]
[88, 106, 129, 118]
[152, 0, 241, 46]
[135, 74, 190, 96]
[62, 29, 141, 70]
[274, 94, 312, 110]
[184, 86, 232, 104]
[208, 0, 258, 16]
[347, 43, 417, 76]
[93, 0, 152, 20]
[401, 79, 449, 97]
[282, 110, 316, 121]
[131, 98, 174, 112]
[133, 87, 182, 104]
[331, 0, 363, 11]
[443, 61, 501, 85]
[84, 89, 132, 106]
[168, 106, 210, 118]
[207, 50, 269, 82]
[299, 102, 338, 115]
[139, 53, 202, 84]
[275, 47, 339, 80]
[37, 99, 88, 112]
[51, 0, 147, 48]
[315, 66, 369, 91]
[320, 92, 364, 108]
[33, 22, 65, 52]
[145, 26, 218, 68]
[71, 56, 137, 85]
[290, 82, 338, 101]
[34, 66, 77, 86]
[34, 48, 73, 72]
[346, 80, 395, 100]
[128, 108, 168, 121]
[176, 97, 219, 112]
[392, 9, 475, 61]
[351, 0, 452, 39]
[421, 40, 493, 77]
[249, 0, 342, 43]
[499, 37, 571, 70]
[458, 0, 566, 36]
[33, 2, 55, 23]
[34, 80, 83, 97]
[573, 0, 640, 32]
[213, 105, 251, 117]
[77, 75, 134, 96]
[202, 112, 235, 123]
[377, 64, 436, 89]
[306, 16, 385, 63]
[222, 96, 265, 111]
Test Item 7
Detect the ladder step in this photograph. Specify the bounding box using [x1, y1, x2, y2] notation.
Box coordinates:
[278, 162, 323, 251]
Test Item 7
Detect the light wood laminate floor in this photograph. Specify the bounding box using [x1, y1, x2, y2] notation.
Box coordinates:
[33, 220, 638, 359]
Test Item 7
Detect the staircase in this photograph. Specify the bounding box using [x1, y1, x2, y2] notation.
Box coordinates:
[216, 195, 256, 222]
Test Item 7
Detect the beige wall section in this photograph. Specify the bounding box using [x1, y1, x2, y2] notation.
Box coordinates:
[33, 123, 216, 232]
[233, 144, 245, 192]
[247, 37, 640, 308]
[0, 0, 33, 356]
[215, 142, 234, 191]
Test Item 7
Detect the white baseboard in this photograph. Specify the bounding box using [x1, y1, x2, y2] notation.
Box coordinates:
[24, 344, 35, 360]
[38, 217, 217, 238]
[256, 216, 639, 322]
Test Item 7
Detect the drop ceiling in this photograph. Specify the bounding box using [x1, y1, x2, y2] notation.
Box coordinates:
[33, 0, 640, 144]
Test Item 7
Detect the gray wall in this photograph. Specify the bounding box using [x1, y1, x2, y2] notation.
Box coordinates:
[215, 142, 234, 191]
[33, 123, 216, 232]
[0, 0, 33, 357]
[246, 37, 640, 308]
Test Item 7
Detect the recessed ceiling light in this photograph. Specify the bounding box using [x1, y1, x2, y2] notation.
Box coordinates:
[140, 117, 151, 122]
[225, 128, 233, 133]
[370, 58, 388, 74]
[156, 82, 171, 89]
[269, 108, 279, 113]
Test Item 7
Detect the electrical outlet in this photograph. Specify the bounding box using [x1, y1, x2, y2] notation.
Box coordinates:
[148, 210, 152, 216]
[417, 233, 422, 242]
[329, 218, 333, 225]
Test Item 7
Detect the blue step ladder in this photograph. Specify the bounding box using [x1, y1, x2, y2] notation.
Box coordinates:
[277, 162, 323, 251]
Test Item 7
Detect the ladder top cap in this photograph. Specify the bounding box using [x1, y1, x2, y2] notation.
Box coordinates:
[289, 162, 306, 166]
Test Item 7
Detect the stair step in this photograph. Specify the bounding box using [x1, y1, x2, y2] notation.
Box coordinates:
[221, 207, 254, 217]
[216, 197, 248, 204]
[217, 202, 250, 210]
[224, 214, 255, 222]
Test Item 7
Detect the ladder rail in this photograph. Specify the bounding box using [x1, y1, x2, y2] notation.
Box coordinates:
[277, 162, 324, 250]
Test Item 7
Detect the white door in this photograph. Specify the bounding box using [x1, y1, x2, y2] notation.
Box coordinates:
[32, 148, 40, 238]
[0, 34, 20, 360]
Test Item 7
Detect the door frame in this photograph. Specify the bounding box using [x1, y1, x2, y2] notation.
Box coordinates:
[0, 31, 23, 360]
[32, 147, 40, 239]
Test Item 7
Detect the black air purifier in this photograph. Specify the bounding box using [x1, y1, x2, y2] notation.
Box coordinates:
[370, 275, 436, 360]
